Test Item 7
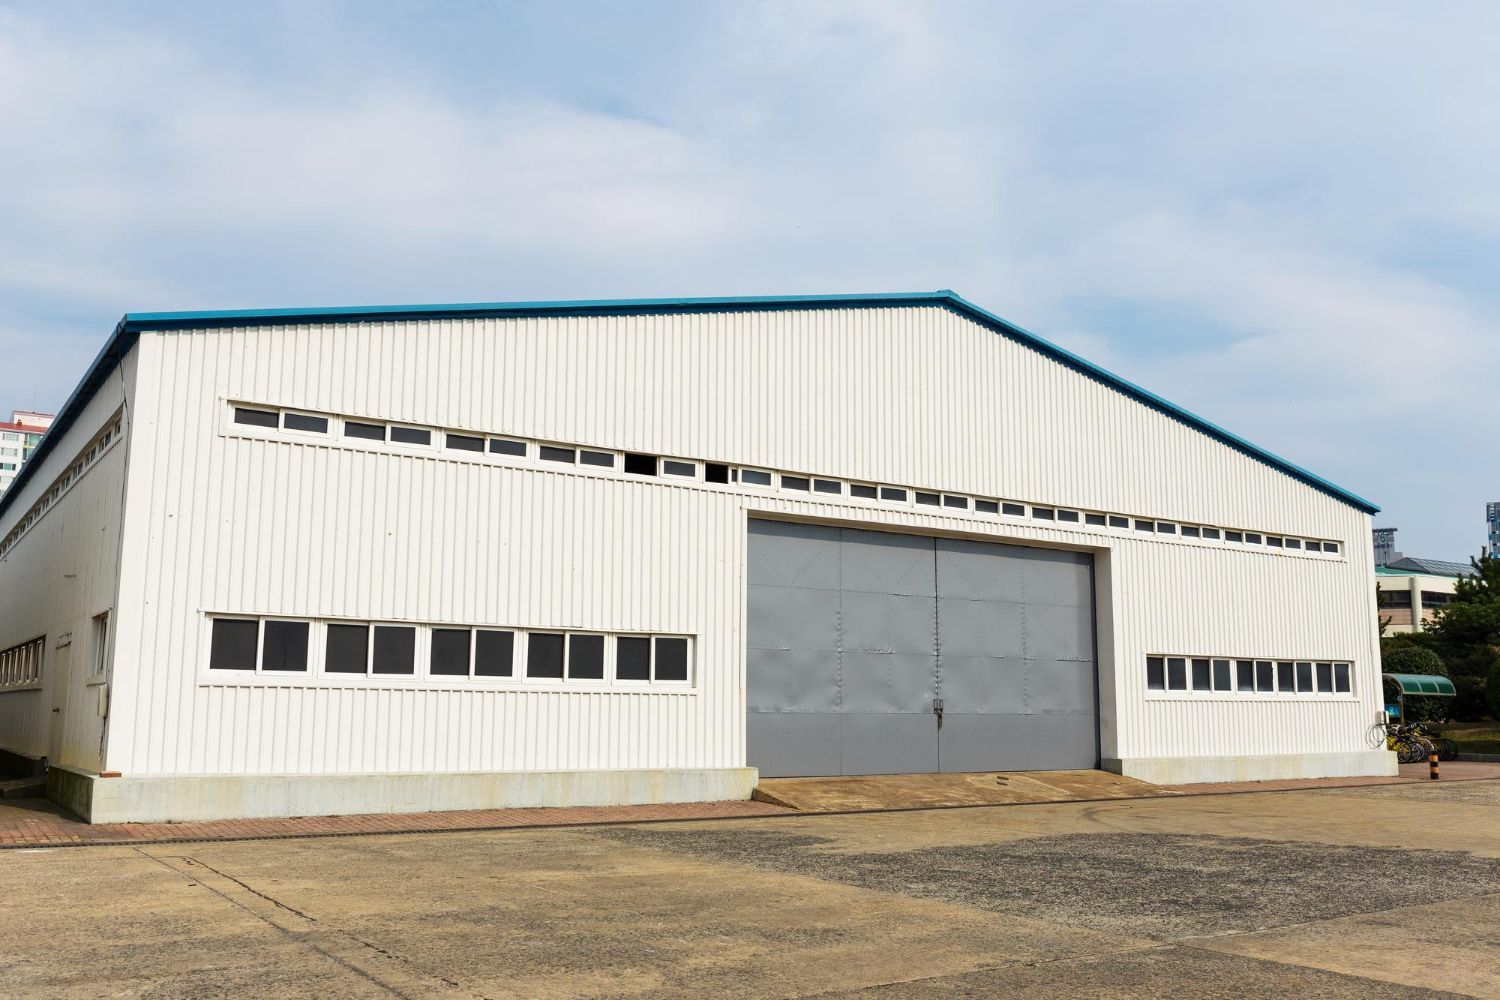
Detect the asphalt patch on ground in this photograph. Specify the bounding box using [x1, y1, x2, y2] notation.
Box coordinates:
[600, 828, 1500, 940]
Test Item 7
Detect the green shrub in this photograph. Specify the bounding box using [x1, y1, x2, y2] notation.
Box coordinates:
[1487, 659, 1500, 721]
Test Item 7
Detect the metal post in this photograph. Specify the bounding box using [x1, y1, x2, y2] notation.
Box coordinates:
[1429, 753, 1439, 780]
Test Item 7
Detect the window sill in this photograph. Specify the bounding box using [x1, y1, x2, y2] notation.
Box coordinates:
[197, 675, 697, 695]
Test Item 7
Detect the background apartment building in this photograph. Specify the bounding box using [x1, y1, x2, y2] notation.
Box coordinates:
[0, 411, 52, 495]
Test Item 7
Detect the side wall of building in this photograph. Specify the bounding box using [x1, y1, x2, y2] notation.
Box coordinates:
[98, 307, 1382, 806]
[0, 354, 134, 772]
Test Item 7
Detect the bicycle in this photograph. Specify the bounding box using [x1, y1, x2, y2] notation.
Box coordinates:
[1386, 723, 1436, 764]
[1410, 722, 1458, 761]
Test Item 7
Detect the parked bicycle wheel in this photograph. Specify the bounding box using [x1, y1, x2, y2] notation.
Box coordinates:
[1395, 739, 1429, 765]
[1437, 737, 1458, 761]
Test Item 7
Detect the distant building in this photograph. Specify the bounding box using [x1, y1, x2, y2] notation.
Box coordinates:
[1372, 525, 1470, 633]
[1488, 502, 1499, 559]
[0, 411, 52, 496]
[1372, 527, 1401, 566]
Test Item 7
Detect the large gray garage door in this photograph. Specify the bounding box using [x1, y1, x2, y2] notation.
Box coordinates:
[747, 520, 1096, 777]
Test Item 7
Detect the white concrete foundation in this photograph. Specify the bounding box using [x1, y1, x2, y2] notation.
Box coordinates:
[57, 766, 759, 824]
[1102, 750, 1397, 785]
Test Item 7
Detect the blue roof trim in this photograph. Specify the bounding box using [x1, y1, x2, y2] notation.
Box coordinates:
[0, 290, 1379, 521]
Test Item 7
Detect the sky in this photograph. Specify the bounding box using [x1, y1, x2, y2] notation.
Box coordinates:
[0, 1, 1495, 558]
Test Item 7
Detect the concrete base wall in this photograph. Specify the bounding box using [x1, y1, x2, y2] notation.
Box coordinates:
[53, 766, 759, 824]
[1102, 750, 1397, 785]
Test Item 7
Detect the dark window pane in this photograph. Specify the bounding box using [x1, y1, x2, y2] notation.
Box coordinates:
[1275, 661, 1293, 692]
[1135, 520, 1154, 532]
[489, 438, 527, 457]
[1226, 531, 1244, 543]
[474, 630, 514, 677]
[1334, 663, 1350, 692]
[1146, 656, 1165, 691]
[1285, 538, 1302, 549]
[1304, 540, 1321, 552]
[739, 468, 771, 486]
[916, 492, 940, 506]
[390, 426, 431, 445]
[345, 421, 386, 441]
[1267, 536, 1284, 548]
[1003, 503, 1026, 516]
[233, 407, 278, 428]
[851, 484, 878, 499]
[431, 628, 471, 676]
[1191, 658, 1212, 690]
[623, 453, 658, 475]
[1032, 507, 1056, 520]
[283, 413, 328, 434]
[1295, 661, 1313, 692]
[1213, 659, 1231, 691]
[655, 638, 689, 681]
[1315, 662, 1333, 692]
[617, 637, 651, 681]
[704, 463, 729, 484]
[540, 446, 575, 463]
[814, 479, 842, 494]
[1167, 658, 1187, 690]
[372, 626, 415, 674]
[1245, 532, 1263, 544]
[326, 624, 369, 673]
[262, 621, 309, 672]
[1085, 513, 1106, 526]
[568, 634, 605, 679]
[976, 500, 999, 514]
[1202, 527, 1221, 539]
[881, 487, 908, 502]
[1181, 525, 1201, 538]
[579, 449, 615, 467]
[1157, 522, 1176, 534]
[1257, 660, 1274, 691]
[447, 433, 483, 452]
[944, 495, 969, 509]
[209, 619, 258, 671]
[1057, 509, 1079, 522]
[662, 460, 696, 477]
[1323, 542, 1339, 554]
[528, 633, 564, 679]
[1236, 660, 1255, 690]
[1108, 515, 1128, 528]
[781, 475, 810, 491]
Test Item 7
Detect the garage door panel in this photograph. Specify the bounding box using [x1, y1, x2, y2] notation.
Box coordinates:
[1025, 658, 1096, 714]
[842, 651, 936, 713]
[747, 584, 840, 653]
[936, 538, 1027, 603]
[746, 712, 841, 777]
[1024, 603, 1095, 661]
[936, 598, 1024, 657]
[842, 529, 935, 596]
[940, 654, 1026, 713]
[746, 648, 840, 712]
[941, 713, 1096, 772]
[840, 714, 939, 775]
[747, 520, 842, 589]
[1023, 550, 1094, 607]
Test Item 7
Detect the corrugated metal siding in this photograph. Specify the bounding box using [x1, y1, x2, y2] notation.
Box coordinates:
[105, 307, 1378, 776]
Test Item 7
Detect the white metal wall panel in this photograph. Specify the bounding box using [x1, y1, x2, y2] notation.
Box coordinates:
[102, 307, 1380, 777]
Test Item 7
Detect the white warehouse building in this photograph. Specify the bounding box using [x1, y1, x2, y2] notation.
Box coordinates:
[0, 291, 1392, 823]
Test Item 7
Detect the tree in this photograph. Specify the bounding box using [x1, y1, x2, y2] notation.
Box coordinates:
[1423, 554, 1500, 720]
[1380, 645, 1449, 723]
[1489, 659, 1500, 721]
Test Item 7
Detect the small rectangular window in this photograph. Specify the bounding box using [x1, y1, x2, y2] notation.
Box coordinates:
[1003, 503, 1026, 516]
[1275, 661, 1294, 692]
[1295, 661, 1313, 692]
[540, 446, 576, 463]
[431, 628, 472, 676]
[1201, 527, 1221, 539]
[283, 413, 328, 434]
[489, 438, 527, 457]
[814, 479, 842, 495]
[1266, 536, 1284, 548]
[1108, 515, 1128, 528]
[943, 495, 969, 509]
[851, 484, 878, 499]
[916, 492, 940, 506]
[528, 633, 565, 679]
[662, 460, 697, 477]
[1032, 507, 1056, 520]
[1167, 657, 1187, 690]
[345, 421, 386, 441]
[1313, 661, 1333, 692]
[1057, 509, 1079, 522]
[1285, 538, 1302, 550]
[1225, 530, 1244, 543]
[781, 475, 810, 491]
[580, 450, 616, 468]
[1191, 658, 1212, 690]
[617, 636, 651, 681]
[976, 500, 999, 514]
[568, 634, 605, 680]
[623, 453, 658, 476]
[233, 407, 279, 428]
[1323, 541, 1339, 554]
[1146, 656, 1165, 691]
[1334, 662, 1351, 693]
[326, 624, 370, 673]
[1135, 520, 1154, 532]
[390, 427, 432, 446]
[704, 463, 730, 484]
[262, 620, 309, 672]
[92, 611, 110, 676]
[881, 487, 908, 502]
[655, 637, 689, 681]
[1085, 513, 1106, 526]
[1256, 660, 1274, 692]
[447, 433, 484, 453]
[1236, 660, 1255, 690]
[474, 630, 514, 677]
[1245, 532, 1263, 545]
[1304, 540, 1321, 552]
[1157, 522, 1176, 534]
[210, 619, 258, 671]
[739, 468, 772, 486]
[1213, 659, 1232, 691]
[372, 626, 416, 675]
[1181, 525, 1201, 538]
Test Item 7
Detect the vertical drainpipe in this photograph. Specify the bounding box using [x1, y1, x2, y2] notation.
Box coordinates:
[1409, 576, 1423, 633]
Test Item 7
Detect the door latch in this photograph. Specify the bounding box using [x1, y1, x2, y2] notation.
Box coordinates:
[933, 698, 944, 728]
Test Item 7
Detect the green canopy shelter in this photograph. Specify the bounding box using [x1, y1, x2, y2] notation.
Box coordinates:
[1382, 672, 1456, 723]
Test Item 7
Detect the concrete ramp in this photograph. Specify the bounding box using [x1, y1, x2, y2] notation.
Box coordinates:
[752, 769, 1175, 812]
